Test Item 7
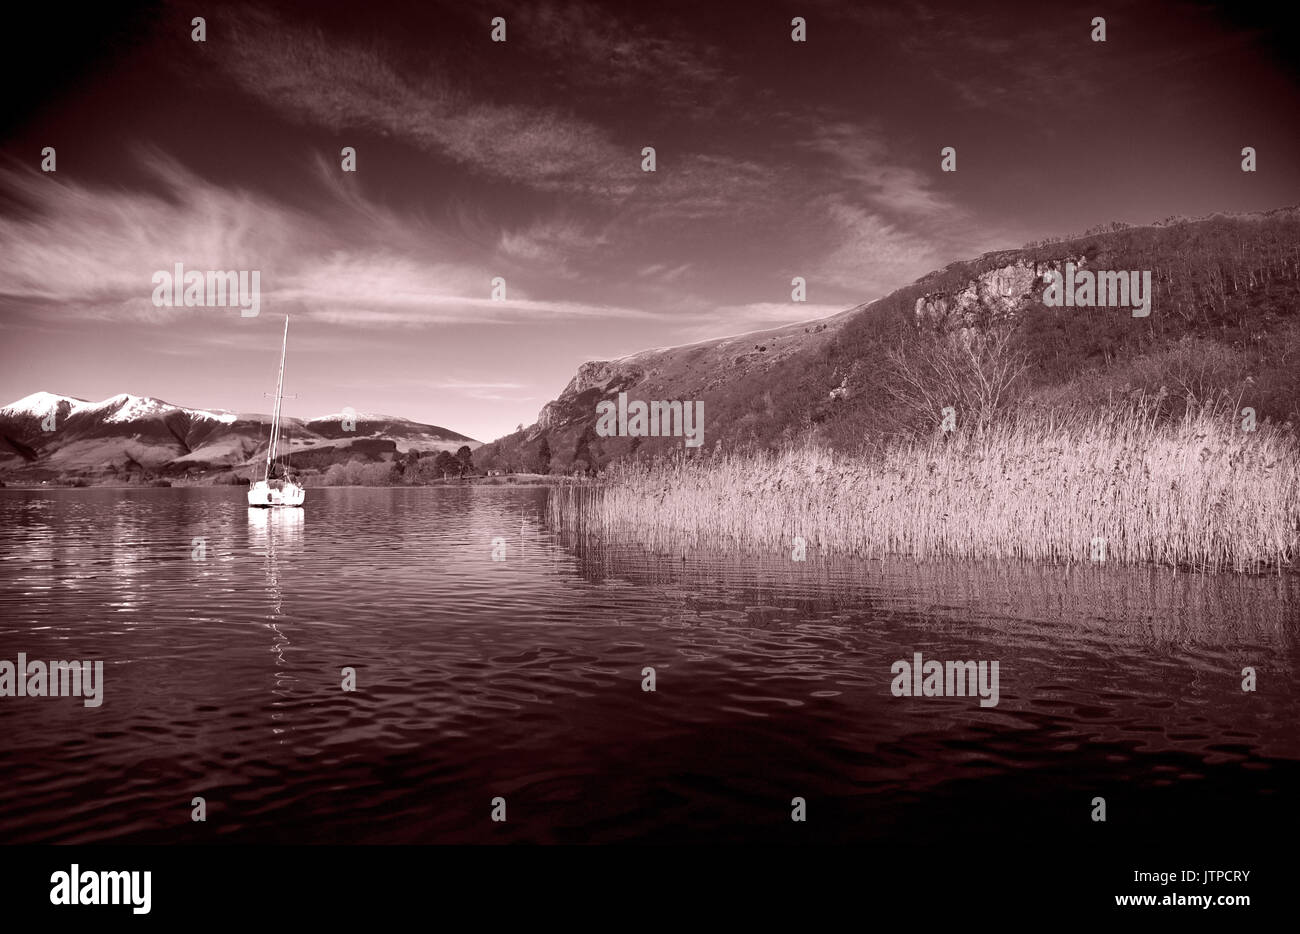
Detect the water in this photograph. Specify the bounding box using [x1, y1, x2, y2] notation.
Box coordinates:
[1, 486, 1296, 846]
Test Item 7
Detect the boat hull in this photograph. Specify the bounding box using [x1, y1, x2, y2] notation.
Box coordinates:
[247, 481, 305, 508]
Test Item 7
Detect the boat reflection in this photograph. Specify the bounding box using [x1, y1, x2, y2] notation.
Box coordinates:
[248, 506, 305, 736]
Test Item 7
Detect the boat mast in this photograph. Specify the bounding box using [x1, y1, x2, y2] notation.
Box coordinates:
[264, 316, 289, 484]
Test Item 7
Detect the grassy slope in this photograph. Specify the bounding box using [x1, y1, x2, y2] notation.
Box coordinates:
[479, 208, 1300, 473]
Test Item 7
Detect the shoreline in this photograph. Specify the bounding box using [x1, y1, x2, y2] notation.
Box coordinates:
[0, 473, 568, 490]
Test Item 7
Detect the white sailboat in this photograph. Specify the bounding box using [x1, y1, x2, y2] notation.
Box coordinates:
[247, 316, 306, 508]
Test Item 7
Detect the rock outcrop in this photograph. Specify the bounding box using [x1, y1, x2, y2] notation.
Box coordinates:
[913, 257, 1084, 332]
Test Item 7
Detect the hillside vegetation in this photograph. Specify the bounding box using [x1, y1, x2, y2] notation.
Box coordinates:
[479, 208, 1300, 474]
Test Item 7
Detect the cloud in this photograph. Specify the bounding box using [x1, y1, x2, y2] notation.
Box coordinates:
[327, 375, 534, 403]
[219, 8, 637, 197]
[302, 294, 659, 327]
[810, 197, 945, 295]
[0, 151, 659, 328]
[0, 152, 304, 318]
[425, 378, 534, 402]
[0, 3, 1007, 358]
[497, 215, 610, 278]
[636, 262, 692, 282]
[429, 379, 527, 391]
[506, 0, 728, 95]
[796, 122, 957, 219]
[214, 6, 771, 217]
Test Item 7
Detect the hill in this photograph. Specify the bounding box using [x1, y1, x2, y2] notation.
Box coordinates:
[475, 207, 1300, 474]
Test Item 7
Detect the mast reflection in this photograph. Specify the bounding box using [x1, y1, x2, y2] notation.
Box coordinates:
[248, 506, 305, 737]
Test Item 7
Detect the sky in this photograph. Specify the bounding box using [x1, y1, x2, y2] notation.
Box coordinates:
[1, 0, 1297, 443]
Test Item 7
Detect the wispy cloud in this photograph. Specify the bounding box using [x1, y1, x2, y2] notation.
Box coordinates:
[0, 151, 302, 316]
[497, 215, 610, 279]
[796, 121, 957, 220]
[425, 378, 534, 402]
[214, 5, 771, 219]
[328, 374, 535, 403]
[637, 262, 693, 282]
[303, 294, 659, 327]
[505, 0, 728, 97]
[216, 6, 650, 198]
[0, 151, 659, 328]
[809, 197, 945, 295]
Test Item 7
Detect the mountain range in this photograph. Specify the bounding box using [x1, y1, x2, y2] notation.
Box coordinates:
[0, 391, 479, 482]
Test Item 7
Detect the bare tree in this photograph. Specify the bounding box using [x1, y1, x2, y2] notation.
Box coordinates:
[883, 327, 1029, 434]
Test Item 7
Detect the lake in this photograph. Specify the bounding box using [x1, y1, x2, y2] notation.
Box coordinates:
[1, 486, 1296, 848]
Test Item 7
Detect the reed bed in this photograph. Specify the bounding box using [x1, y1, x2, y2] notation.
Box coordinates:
[548, 402, 1300, 572]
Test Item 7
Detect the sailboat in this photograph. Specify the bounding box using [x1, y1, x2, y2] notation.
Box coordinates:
[247, 316, 306, 508]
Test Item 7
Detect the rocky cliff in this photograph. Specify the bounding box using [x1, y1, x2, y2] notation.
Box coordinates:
[913, 257, 1082, 331]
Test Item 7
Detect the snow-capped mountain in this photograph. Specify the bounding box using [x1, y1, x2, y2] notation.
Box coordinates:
[0, 392, 239, 425]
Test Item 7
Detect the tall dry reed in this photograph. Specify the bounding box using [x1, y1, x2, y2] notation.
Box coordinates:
[548, 400, 1300, 572]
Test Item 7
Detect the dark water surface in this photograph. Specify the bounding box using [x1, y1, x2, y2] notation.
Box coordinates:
[1, 486, 1296, 846]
